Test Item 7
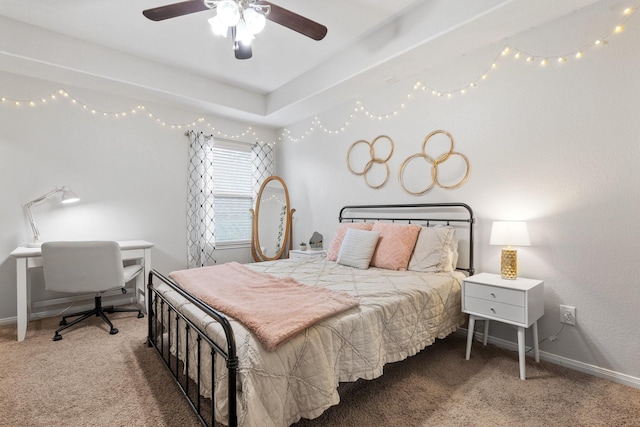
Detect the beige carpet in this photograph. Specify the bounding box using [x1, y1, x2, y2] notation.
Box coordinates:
[1, 312, 638, 427]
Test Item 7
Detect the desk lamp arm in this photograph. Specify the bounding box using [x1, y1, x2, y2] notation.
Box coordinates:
[22, 187, 79, 244]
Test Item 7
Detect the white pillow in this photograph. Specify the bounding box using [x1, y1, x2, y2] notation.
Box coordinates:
[449, 236, 459, 271]
[407, 226, 457, 272]
[337, 228, 380, 269]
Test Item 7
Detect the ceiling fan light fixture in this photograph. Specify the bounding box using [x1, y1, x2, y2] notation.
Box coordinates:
[216, 0, 240, 27]
[142, 0, 326, 59]
[208, 15, 228, 37]
[243, 8, 266, 34]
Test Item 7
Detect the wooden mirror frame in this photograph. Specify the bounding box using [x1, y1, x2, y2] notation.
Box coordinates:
[250, 176, 295, 262]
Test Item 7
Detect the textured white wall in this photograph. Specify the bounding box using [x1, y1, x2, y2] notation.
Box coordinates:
[0, 72, 275, 320]
[277, 7, 640, 380]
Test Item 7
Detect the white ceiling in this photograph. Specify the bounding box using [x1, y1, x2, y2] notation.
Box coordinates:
[0, 0, 602, 128]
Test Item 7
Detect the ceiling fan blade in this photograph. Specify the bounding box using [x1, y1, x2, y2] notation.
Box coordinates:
[143, 0, 209, 21]
[259, 2, 327, 41]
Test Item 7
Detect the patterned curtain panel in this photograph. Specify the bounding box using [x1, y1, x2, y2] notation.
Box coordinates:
[251, 142, 275, 199]
[186, 131, 216, 268]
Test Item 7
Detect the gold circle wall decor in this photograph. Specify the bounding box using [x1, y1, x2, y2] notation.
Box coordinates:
[347, 135, 395, 189]
[399, 130, 471, 195]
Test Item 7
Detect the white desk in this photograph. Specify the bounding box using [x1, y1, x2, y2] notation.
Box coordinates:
[10, 240, 153, 342]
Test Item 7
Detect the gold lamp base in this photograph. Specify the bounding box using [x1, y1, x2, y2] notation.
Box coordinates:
[500, 248, 518, 279]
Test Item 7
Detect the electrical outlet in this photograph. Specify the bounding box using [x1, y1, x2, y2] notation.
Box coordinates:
[560, 304, 576, 325]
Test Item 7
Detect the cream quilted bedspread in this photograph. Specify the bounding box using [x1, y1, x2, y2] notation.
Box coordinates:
[155, 257, 465, 427]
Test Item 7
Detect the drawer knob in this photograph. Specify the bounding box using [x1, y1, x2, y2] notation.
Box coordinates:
[490, 292, 496, 298]
[490, 308, 496, 313]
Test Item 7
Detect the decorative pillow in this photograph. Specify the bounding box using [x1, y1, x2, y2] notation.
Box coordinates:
[326, 222, 374, 261]
[448, 236, 459, 271]
[336, 229, 380, 269]
[407, 226, 457, 272]
[369, 222, 422, 270]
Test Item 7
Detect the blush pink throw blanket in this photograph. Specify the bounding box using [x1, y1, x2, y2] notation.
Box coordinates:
[168, 262, 359, 351]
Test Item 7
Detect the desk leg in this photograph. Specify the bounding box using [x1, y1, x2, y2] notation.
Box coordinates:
[465, 315, 475, 360]
[16, 258, 27, 342]
[517, 326, 526, 380]
[137, 247, 151, 313]
[532, 321, 540, 363]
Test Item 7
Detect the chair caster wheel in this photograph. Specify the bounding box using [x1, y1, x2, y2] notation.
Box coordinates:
[110, 328, 119, 335]
[59, 320, 67, 326]
[137, 312, 144, 319]
[53, 333, 62, 341]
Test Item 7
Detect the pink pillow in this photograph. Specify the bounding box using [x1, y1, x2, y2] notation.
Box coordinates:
[326, 222, 375, 261]
[370, 223, 422, 270]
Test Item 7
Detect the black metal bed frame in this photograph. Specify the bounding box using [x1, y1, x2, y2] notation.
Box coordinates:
[339, 203, 475, 275]
[147, 270, 239, 427]
[146, 203, 475, 427]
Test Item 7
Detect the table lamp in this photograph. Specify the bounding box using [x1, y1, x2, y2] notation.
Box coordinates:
[23, 186, 80, 247]
[489, 221, 530, 279]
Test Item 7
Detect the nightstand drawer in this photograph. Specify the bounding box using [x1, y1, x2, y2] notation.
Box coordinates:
[464, 282, 525, 307]
[464, 296, 526, 324]
[289, 249, 327, 259]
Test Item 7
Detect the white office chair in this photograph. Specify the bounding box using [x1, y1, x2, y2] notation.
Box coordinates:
[41, 241, 144, 341]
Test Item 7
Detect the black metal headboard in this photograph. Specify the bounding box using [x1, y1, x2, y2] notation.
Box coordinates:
[338, 203, 475, 275]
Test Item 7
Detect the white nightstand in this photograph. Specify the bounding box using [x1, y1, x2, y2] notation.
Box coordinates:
[289, 249, 327, 259]
[462, 272, 544, 380]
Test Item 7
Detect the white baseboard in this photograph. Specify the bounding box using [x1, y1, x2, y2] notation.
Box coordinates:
[0, 294, 138, 327]
[457, 328, 640, 390]
[0, 316, 17, 326]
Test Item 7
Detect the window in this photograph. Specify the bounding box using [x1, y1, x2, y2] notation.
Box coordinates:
[211, 141, 253, 245]
[186, 131, 273, 268]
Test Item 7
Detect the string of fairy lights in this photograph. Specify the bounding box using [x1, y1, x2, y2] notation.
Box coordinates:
[278, 4, 639, 143]
[1, 5, 637, 144]
[0, 89, 257, 141]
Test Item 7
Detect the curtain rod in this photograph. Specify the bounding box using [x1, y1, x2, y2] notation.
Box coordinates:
[184, 130, 257, 147]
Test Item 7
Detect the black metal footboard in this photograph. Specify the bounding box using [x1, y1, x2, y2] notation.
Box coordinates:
[147, 269, 238, 427]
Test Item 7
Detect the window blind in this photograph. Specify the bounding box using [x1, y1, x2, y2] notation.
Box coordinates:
[211, 143, 253, 244]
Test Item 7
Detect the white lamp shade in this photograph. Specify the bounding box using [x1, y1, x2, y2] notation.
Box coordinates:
[216, 0, 240, 27]
[208, 15, 228, 37]
[61, 187, 80, 204]
[489, 221, 530, 246]
[243, 8, 266, 34]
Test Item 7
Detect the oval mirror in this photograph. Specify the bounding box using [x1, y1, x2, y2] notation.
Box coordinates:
[251, 176, 294, 261]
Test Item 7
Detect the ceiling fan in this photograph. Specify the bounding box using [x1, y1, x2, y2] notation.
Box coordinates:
[143, 0, 328, 60]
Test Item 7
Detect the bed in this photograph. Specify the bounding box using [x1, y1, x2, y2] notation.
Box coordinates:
[147, 203, 475, 427]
